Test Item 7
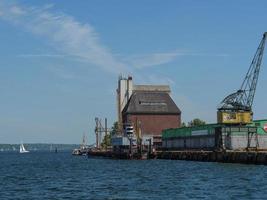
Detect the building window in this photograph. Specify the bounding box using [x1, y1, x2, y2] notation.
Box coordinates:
[139, 101, 167, 106]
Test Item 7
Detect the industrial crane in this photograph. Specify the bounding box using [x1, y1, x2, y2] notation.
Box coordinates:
[217, 32, 267, 124]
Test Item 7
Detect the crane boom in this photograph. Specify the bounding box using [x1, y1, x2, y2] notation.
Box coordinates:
[218, 32, 267, 124]
[240, 32, 267, 109]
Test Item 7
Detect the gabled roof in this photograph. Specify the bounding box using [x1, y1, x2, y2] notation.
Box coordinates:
[122, 91, 181, 115]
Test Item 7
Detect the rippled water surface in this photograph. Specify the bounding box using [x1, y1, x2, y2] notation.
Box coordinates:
[1, 152, 267, 199]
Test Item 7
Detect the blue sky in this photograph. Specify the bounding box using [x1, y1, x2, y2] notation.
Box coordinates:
[0, 0, 267, 144]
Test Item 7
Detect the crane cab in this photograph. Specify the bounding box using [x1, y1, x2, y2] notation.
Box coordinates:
[217, 111, 252, 124]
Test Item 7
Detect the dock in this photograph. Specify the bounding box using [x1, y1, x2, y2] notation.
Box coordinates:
[156, 150, 267, 165]
[87, 149, 153, 160]
[85, 148, 267, 165]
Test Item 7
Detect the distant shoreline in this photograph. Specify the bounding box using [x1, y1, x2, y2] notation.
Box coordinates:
[0, 143, 80, 152]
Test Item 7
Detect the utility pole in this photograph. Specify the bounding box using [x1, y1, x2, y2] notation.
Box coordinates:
[95, 118, 99, 149]
[105, 118, 108, 151]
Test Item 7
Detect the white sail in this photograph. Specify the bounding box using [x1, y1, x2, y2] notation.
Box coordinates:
[20, 144, 23, 152]
[20, 143, 29, 153]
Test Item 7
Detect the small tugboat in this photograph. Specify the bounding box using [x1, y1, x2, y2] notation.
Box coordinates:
[72, 133, 89, 156]
[72, 148, 86, 155]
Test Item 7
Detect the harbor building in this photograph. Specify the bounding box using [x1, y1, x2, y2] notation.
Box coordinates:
[115, 76, 181, 148]
[122, 89, 181, 137]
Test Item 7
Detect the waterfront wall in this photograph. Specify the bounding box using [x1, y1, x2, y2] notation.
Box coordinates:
[156, 150, 267, 165]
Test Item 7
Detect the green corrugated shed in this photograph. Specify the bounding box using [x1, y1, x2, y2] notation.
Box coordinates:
[162, 124, 220, 139]
[162, 119, 267, 139]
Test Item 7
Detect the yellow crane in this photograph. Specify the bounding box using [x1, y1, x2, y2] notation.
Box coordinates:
[217, 32, 267, 124]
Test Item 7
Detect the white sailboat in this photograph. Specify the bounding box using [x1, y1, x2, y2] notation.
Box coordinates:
[19, 143, 29, 153]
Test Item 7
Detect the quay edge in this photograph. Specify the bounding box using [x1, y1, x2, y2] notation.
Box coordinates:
[155, 150, 267, 165]
[86, 148, 267, 165]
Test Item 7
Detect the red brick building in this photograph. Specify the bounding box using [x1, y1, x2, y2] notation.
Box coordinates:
[122, 91, 181, 137]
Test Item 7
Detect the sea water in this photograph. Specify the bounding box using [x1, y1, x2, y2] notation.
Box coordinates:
[0, 151, 267, 199]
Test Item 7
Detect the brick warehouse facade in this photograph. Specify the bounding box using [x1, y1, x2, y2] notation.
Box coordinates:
[122, 91, 181, 137]
[124, 114, 181, 136]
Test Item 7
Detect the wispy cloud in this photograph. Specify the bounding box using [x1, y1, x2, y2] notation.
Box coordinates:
[0, 1, 228, 79]
[124, 51, 229, 69]
[0, 1, 129, 74]
[17, 54, 66, 58]
[124, 51, 181, 69]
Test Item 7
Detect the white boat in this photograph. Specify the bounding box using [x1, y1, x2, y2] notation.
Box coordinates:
[20, 143, 29, 153]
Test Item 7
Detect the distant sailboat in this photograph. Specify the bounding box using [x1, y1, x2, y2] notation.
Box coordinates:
[20, 143, 29, 153]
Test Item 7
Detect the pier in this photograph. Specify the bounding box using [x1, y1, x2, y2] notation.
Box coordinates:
[156, 150, 267, 165]
[86, 148, 267, 165]
[87, 149, 153, 160]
